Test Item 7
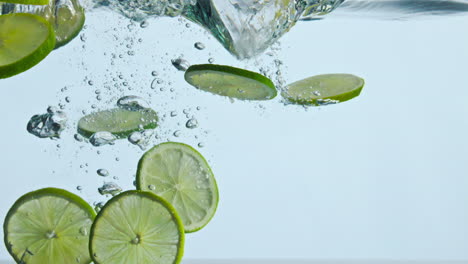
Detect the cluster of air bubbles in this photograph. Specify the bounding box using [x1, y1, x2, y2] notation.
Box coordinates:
[98, 182, 122, 196]
[171, 58, 190, 71]
[89, 132, 117, 147]
[128, 130, 154, 150]
[117, 95, 149, 110]
[27, 106, 67, 139]
[94, 202, 105, 213]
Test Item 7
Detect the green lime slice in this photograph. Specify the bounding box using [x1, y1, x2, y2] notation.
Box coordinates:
[184, 64, 277, 101]
[77, 108, 159, 139]
[3, 188, 96, 264]
[282, 73, 365, 106]
[1, 0, 49, 5]
[89, 190, 185, 264]
[137, 142, 219, 233]
[52, 0, 86, 48]
[0, 13, 56, 79]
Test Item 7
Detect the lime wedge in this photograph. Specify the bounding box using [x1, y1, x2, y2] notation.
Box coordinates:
[282, 73, 365, 106]
[89, 190, 185, 264]
[0, 13, 56, 79]
[184, 64, 277, 101]
[1, 0, 49, 5]
[137, 142, 219, 233]
[77, 108, 159, 139]
[53, 0, 86, 48]
[3, 188, 95, 264]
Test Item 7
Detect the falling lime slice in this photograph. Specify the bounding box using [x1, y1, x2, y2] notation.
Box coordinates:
[53, 0, 86, 48]
[137, 142, 219, 233]
[184, 64, 277, 101]
[1, 0, 86, 49]
[77, 108, 159, 139]
[1, 0, 49, 5]
[282, 73, 365, 106]
[89, 190, 185, 264]
[0, 13, 56, 79]
[3, 188, 95, 264]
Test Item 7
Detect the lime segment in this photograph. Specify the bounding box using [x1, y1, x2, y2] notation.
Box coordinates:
[3, 188, 95, 264]
[137, 142, 219, 233]
[185, 64, 277, 101]
[0, 13, 56, 79]
[282, 73, 365, 106]
[90, 191, 184, 264]
[77, 108, 159, 139]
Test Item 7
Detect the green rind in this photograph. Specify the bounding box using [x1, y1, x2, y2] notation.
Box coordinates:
[0, 13, 56, 79]
[282, 74, 365, 106]
[1, 0, 49, 5]
[54, 4, 86, 49]
[89, 190, 185, 264]
[136, 142, 219, 233]
[185, 64, 277, 101]
[3, 187, 96, 264]
[77, 108, 159, 139]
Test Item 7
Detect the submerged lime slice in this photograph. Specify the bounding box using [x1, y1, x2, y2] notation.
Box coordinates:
[53, 0, 86, 48]
[137, 142, 219, 233]
[3, 188, 95, 264]
[0, 13, 56, 79]
[90, 191, 184, 264]
[184, 64, 277, 101]
[1, 0, 49, 5]
[282, 73, 365, 106]
[77, 108, 159, 139]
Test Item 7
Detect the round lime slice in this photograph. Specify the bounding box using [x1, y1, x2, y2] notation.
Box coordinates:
[0, 13, 56, 79]
[282, 73, 365, 106]
[53, 0, 86, 48]
[137, 142, 219, 233]
[77, 108, 159, 139]
[184, 64, 277, 101]
[89, 190, 185, 264]
[3, 188, 96, 264]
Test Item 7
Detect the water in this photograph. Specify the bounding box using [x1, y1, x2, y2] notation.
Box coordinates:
[1, 0, 468, 262]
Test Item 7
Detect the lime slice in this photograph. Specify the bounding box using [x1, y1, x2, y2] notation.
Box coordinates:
[0, 13, 56, 79]
[184, 64, 277, 101]
[77, 108, 159, 139]
[1, 0, 49, 5]
[3, 188, 96, 264]
[53, 0, 86, 48]
[137, 142, 219, 233]
[89, 190, 185, 264]
[282, 73, 365, 106]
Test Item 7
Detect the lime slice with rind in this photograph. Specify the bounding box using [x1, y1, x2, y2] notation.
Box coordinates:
[137, 142, 219, 233]
[1, 0, 86, 49]
[3, 188, 95, 264]
[0, 13, 56, 79]
[1, 0, 49, 5]
[282, 73, 365, 106]
[77, 108, 159, 139]
[185, 64, 277, 101]
[89, 190, 184, 264]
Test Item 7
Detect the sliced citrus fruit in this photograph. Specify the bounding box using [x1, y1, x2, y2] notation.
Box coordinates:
[77, 108, 159, 139]
[89, 190, 184, 264]
[53, 0, 86, 48]
[137, 142, 219, 233]
[282, 73, 365, 106]
[0, 13, 56, 79]
[1, 0, 49, 5]
[184, 64, 277, 100]
[3, 188, 95, 264]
